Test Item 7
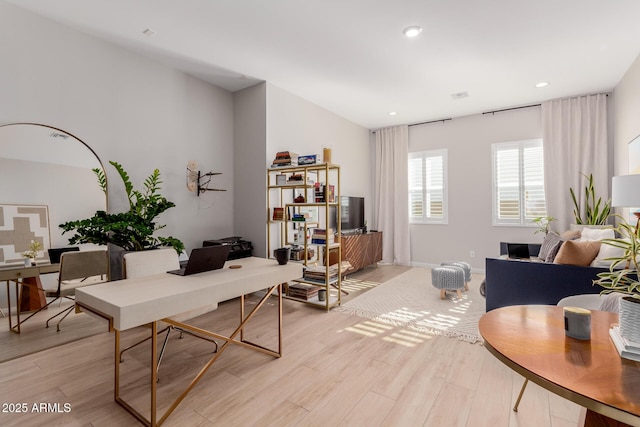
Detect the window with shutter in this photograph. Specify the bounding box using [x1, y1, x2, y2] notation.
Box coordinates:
[492, 139, 546, 225]
[408, 149, 448, 224]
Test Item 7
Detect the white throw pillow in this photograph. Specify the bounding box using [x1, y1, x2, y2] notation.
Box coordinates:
[591, 238, 626, 268]
[580, 227, 614, 242]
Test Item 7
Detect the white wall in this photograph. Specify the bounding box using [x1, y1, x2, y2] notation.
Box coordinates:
[614, 53, 640, 176]
[236, 83, 372, 257]
[233, 83, 267, 256]
[0, 2, 235, 254]
[408, 108, 543, 269]
[265, 83, 371, 199]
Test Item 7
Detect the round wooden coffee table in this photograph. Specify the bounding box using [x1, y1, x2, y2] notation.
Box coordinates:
[479, 305, 640, 426]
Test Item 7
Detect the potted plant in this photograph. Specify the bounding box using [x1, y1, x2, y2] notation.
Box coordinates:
[531, 216, 556, 235]
[22, 240, 43, 266]
[569, 172, 611, 227]
[59, 161, 184, 279]
[593, 216, 640, 342]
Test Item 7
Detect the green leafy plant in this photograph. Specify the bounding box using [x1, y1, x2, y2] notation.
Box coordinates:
[59, 161, 184, 253]
[22, 240, 43, 259]
[569, 172, 611, 225]
[531, 216, 556, 235]
[593, 215, 640, 299]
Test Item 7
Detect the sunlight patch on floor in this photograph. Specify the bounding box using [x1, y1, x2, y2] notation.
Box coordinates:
[341, 319, 434, 347]
[341, 277, 380, 293]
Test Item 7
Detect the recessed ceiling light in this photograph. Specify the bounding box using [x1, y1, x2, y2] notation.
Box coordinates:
[403, 26, 422, 38]
[142, 28, 156, 37]
[388, 111, 398, 116]
[451, 91, 469, 100]
[535, 81, 549, 88]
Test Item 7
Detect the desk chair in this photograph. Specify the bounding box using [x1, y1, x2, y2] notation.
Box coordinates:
[45, 250, 109, 332]
[119, 249, 218, 378]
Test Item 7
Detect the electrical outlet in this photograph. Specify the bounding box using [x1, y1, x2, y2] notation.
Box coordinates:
[470, 250, 475, 258]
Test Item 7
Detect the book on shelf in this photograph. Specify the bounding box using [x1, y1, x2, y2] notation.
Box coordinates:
[303, 264, 339, 282]
[287, 282, 319, 300]
[311, 238, 335, 245]
[610, 325, 640, 362]
[314, 183, 335, 202]
[311, 228, 335, 244]
[271, 151, 299, 168]
[272, 207, 285, 221]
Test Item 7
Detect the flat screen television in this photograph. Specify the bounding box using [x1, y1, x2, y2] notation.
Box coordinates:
[338, 196, 365, 232]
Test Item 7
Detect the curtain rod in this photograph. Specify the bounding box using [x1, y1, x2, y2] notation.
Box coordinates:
[372, 92, 610, 132]
[371, 117, 451, 133]
[482, 92, 610, 116]
[482, 104, 541, 115]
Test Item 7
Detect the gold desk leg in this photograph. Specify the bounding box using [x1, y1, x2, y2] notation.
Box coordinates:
[112, 286, 282, 427]
[158, 285, 281, 426]
[115, 329, 120, 402]
[278, 283, 283, 353]
[513, 378, 528, 412]
[115, 322, 160, 427]
[151, 321, 157, 427]
[7, 280, 22, 334]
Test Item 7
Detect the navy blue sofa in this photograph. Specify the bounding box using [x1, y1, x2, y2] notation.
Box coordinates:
[484, 257, 608, 311]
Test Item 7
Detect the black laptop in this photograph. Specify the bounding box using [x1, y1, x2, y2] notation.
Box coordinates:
[506, 243, 530, 260]
[167, 245, 231, 276]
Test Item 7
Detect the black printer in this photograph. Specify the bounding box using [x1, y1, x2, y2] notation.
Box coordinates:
[202, 236, 253, 260]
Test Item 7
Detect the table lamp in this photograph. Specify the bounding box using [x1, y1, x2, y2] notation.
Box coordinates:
[612, 174, 640, 229]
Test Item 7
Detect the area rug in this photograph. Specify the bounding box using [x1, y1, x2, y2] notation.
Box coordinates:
[334, 267, 485, 343]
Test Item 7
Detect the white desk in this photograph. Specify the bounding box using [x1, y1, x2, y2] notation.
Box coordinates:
[75, 257, 300, 426]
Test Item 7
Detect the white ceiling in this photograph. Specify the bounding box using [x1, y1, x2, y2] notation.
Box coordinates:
[6, 0, 640, 129]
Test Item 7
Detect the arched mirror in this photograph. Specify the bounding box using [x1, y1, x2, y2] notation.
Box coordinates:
[0, 123, 106, 360]
[0, 123, 106, 266]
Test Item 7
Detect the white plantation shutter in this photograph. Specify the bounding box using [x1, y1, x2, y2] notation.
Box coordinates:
[408, 150, 447, 224]
[492, 139, 546, 225]
[523, 144, 546, 219]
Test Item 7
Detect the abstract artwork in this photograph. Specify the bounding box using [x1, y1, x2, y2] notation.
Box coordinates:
[0, 204, 50, 266]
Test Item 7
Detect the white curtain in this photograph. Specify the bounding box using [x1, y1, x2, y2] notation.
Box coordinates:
[542, 94, 608, 232]
[374, 125, 411, 265]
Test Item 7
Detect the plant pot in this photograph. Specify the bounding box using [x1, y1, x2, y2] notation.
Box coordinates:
[569, 224, 613, 231]
[619, 296, 640, 343]
[274, 248, 290, 265]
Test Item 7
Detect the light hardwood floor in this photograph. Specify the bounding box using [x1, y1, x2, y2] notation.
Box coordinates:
[0, 265, 582, 426]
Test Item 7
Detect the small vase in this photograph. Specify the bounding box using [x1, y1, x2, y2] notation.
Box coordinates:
[23, 258, 32, 267]
[274, 248, 290, 265]
[619, 297, 640, 343]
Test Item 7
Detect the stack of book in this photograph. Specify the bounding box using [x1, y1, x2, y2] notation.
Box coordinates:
[272, 207, 285, 221]
[287, 282, 319, 300]
[314, 182, 335, 202]
[303, 264, 339, 284]
[271, 151, 298, 168]
[311, 228, 334, 244]
[609, 325, 640, 362]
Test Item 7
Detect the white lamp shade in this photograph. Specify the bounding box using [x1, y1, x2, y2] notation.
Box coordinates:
[612, 174, 640, 207]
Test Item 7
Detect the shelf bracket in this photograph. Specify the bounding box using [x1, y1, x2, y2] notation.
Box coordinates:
[197, 171, 226, 196]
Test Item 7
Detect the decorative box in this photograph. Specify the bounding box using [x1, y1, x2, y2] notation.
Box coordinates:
[298, 155, 317, 165]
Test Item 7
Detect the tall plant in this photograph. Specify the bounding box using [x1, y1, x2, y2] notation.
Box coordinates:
[59, 161, 184, 253]
[569, 172, 611, 225]
[593, 216, 640, 298]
